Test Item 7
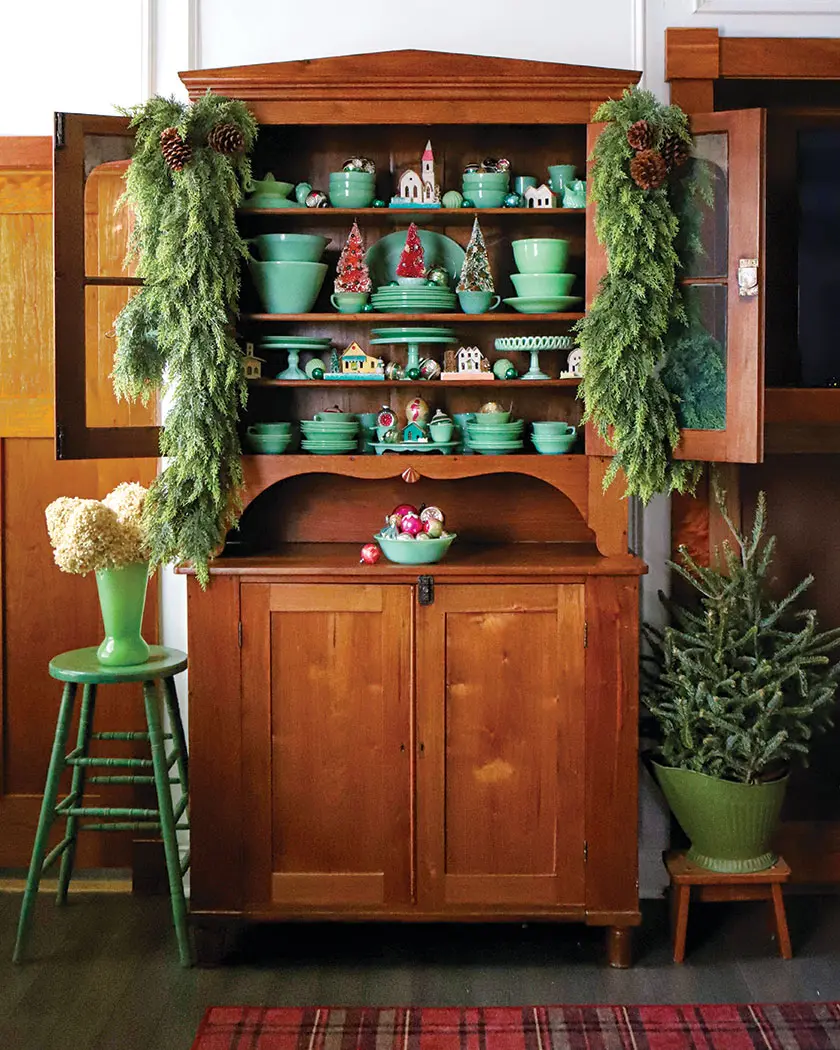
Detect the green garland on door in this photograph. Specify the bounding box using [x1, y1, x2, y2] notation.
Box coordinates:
[112, 93, 257, 586]
[576, 88, 719, 502]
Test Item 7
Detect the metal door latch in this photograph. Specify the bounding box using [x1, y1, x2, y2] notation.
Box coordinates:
[738, 258, 759, 297]
[417, 576, 434, 605]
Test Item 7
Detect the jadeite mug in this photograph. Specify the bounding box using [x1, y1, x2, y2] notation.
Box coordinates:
[548, 164, 576, 194]
[457, 290, 501, 314]
[331, 292, 369, 313]
[514, 175, 538, 196]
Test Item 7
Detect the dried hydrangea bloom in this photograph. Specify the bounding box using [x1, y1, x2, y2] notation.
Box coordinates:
[52, 501, 134, 575]
[45, 496, 86, 547]
[103, 482, 149, 563]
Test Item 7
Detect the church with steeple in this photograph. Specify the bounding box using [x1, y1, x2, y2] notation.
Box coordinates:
[393, 140, 441, 208]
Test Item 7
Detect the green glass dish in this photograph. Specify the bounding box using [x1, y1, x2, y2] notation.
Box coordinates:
[375, 532, 456, 565]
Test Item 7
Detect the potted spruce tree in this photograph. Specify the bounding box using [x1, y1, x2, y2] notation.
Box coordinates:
[644, 484, 840, 873]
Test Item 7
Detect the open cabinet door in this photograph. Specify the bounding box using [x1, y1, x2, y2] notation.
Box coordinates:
[586, 109, 765, 464]
[54, 113, 158, 459]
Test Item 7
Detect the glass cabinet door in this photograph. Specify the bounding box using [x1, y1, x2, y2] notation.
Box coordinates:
[586, 109, 765, 465]
[53, 114, 158, 459]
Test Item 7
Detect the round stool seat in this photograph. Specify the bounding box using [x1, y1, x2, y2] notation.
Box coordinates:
[49, 646, 188, 684]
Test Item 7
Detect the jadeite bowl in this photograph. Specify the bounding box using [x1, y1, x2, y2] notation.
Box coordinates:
[512, 238, 570, 274]
[462, 172, 510, 187]
[247, 234, 329, 262]
[248, 260, 328, 313]
[511, 272, 576, 297]
[329, 170, 375, 181]
[245, 433, 292, 455]
[532, 435, 577, 455]
[471, 411, 512, 424]
[328, 185, 376, 208]
[247, 422, 292, 434]
[461, 187, 507, 209]
[375, 532, 457, 565]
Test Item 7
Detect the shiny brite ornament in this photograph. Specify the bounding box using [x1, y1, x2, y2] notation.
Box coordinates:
[442, 190, 463, 209]
[425, 265, 451, 288]
[390, 504, 417, 526]
[424, 518, 444, 539]
[396, 532, 415, 541]
[360, 543, 381, 564]
[420, 505, 445, 526]
[406, 396, 430, 425]
[400, 512, 423, 537]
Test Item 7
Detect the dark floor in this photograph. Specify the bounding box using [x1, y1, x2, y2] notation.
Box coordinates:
[1, 890, 840, 1050]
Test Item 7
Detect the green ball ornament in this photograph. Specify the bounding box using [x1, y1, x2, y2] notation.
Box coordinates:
[310, 367, 324, 380]
[425, 266, 451, 288]
[372, 199, 386, 208]
[363, 303, 375, 312]
[461, 198, 475, 209]
[503, 192, 524, 208]
[406, 367, 421, 380]
[442, 190, 463, 209]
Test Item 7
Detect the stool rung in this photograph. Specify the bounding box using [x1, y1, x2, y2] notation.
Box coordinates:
[175, 824, 190, 831]
[82, 821, 161, 832]
[66, 753, 153, 769]
[165, 749, 181, 770]
[92, 731, 173, 741]
[180, 849, 191, 876]
[66, 805, 162, 819]
[87, 775, 181, 785]
[173, 797, 189, 823]
[41, 836, 73, 873]
[54, 792, 79, 814]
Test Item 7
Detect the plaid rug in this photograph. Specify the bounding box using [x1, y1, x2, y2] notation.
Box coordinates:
[191, 1004, 840, 1050]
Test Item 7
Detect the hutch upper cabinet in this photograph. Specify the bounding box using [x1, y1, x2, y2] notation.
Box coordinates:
[48, 51, 764, 966]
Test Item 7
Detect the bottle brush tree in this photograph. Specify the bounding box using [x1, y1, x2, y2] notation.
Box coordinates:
[334, 221, 371, 293]
[396, 222, 426, 278]
[643, 482, 840, 785]
[457, 218, 494, 292]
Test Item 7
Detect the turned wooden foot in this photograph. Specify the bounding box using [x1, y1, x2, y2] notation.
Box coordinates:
[606, 925, 633, 968]
[192, 918, 241, 966]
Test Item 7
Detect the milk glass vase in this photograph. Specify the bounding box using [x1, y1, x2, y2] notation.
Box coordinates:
[94, 560, 151, 666]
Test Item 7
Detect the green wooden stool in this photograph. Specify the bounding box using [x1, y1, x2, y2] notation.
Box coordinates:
[13, 645, 192, 967]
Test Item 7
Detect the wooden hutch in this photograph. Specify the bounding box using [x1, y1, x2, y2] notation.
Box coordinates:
[51, 51, 765, 965]
[667, 29, 840, 884]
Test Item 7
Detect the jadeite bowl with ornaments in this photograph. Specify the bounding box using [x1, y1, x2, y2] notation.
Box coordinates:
[512, 238, 570, 274]
[462, 171, 510, 188]
[246, 233, 329, 262]
[248, 260, 327, 313]
[510, 272, 576, 298]
[471, 410, 512, 424]
[374, 532, 456, 565]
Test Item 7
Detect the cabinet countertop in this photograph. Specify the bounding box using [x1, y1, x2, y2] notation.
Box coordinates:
[177, 542, 647, 578]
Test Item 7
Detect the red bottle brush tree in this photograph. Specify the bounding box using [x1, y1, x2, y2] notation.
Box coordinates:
[334, 221, 372, 293]
[396, 222, 426, 279]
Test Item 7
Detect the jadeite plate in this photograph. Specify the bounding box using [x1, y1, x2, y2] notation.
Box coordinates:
[366, 229, 466, 286]
[371, 328, 456, 337]
[259, 342, 334, 351]
[502, 296, 584, 313]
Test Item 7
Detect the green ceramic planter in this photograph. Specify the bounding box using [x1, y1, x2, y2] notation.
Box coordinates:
[653, 761, 789, 873]
[95, 560, 150, 667]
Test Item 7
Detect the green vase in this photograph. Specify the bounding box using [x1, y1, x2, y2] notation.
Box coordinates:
[95, 561, 151, 667]
[653, 761, 788, 873]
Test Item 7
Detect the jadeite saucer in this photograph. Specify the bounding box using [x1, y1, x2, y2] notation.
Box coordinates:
[502, 296, 583, 313]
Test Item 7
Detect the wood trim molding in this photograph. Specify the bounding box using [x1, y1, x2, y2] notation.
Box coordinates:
[695, 0, 840, 11]
[665, 28, 720, 82]
[667, 29, 840, 85]
[0, 138, 51, 169]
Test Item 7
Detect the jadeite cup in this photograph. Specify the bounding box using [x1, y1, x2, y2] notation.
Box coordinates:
[514, 176, 538, 196]
[331, 292, 369, 313]
[548, 164, 576, 193]
[430, 421, 454, 443]
[248, 260, 328, 313]
[457, 290, 501, 314]
[532, 422, 577, 436]
[512, 238, 570, 274]
[510, 273, 576, 297]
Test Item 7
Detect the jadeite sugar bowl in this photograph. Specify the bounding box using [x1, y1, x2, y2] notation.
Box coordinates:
[246, 233, 329, 262]
[510, 273, 576, 297]
[248, 260, 328, 313]
[374, 532, 456, 565]
[511, 238, 570, 274]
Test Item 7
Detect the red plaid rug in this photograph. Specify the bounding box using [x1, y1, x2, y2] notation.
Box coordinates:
[191, 1004, 840, 1050]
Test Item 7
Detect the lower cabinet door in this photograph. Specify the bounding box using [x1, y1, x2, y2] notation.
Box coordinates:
[416, 583, 586, 911]
[240, 583, 414, 911]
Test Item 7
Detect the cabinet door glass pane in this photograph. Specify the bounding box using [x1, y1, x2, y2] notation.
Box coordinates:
[682, 132, 728, 280]
[666, 284, 727, 431]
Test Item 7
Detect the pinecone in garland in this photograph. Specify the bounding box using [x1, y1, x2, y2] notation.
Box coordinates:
[626, 119, 653, 152]
[662, 133, 691, 171]
[160, 127, 192, 172]
[630, 149, 668, 191]
[208, 122, 245, 156]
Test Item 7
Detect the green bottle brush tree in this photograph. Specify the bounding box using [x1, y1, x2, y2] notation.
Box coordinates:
[112, 92, 258, 586]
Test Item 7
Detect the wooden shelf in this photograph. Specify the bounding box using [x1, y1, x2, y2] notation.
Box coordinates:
[196, 542, 644, 579]
[241, 312, 585, 323]
[252, 378, 581, 388]
[238, 207, 586, 221]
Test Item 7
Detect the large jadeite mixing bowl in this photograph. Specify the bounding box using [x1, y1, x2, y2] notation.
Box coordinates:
[248, 260, 328, 313]
[247, 233, 329, 262]
[511, 238, 570, 274]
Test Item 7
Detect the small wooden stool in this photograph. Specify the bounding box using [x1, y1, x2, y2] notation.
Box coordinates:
[13, 646, 192, 966]
[666, 850, 792, 963]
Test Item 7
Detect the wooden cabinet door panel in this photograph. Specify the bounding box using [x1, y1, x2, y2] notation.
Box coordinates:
[240, 583, 413, 910]
[416, 584, 586, 910]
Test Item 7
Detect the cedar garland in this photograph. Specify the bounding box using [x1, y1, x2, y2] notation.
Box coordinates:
[113, 92, 257, 586]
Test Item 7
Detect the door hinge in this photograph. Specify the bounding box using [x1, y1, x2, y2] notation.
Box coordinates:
[55, 423, 65, 460]
[417, 575, 435, 605]
[54, 112, 66, 149]
[584, 840, 588, 863]
[583, 620, 588, 648]
[237, 621, 243, 648]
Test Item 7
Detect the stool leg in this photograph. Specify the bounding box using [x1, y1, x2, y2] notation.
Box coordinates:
[143, 680, 193, 967]
[56, 683, 97, 905]
[13, 682, 78, 963]
[672, 884, 690, 964]
[161, 675, 189, 793]
[770, 884, 793, 959]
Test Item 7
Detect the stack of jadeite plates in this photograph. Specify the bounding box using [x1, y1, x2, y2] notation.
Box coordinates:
[369, 326, 457, 345]
[370, 285, 457, 313]
[299, 417, 359, 455]
[257, 335, 333, 352]
[466, 418, 526, 455]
